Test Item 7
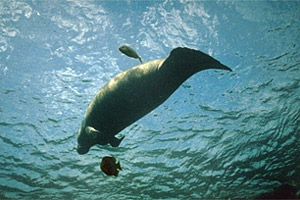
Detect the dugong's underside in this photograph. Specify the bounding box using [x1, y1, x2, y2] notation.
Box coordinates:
[77, 47, 232, 155]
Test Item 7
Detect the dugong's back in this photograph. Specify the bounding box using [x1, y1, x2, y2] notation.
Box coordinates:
[84, 59, 170, 136]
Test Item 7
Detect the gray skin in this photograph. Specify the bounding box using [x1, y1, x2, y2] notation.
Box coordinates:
[77, 47, 232, 155]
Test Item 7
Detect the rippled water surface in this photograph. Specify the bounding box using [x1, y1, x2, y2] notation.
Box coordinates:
[1, 1, 300, 199]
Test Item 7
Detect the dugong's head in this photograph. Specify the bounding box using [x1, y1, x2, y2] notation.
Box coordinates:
[77, 128, 92, 155]
[77, 125, 125, 155]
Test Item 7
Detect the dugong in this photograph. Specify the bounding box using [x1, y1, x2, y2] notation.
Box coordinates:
[77, 47, 232, 155]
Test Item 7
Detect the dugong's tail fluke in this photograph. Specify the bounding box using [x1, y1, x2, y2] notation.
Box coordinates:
[214, 61, 232, 72]
[169, 47, 232, 73]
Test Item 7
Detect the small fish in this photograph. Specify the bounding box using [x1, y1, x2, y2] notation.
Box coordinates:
[100, 156, 122, 177]
[119, 45, 143, 64]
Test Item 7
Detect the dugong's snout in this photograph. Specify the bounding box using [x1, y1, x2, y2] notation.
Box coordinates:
[77, 144, 90, 155]
[77, 126, 96, 155]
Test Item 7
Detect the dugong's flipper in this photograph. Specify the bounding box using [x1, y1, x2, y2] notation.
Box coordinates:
[109, 136, 125, 147]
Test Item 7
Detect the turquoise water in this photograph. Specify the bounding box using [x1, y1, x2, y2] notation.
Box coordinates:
[1, 0, 300, 199]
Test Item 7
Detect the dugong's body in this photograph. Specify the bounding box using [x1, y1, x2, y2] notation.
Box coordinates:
[77, 47, 231, 154]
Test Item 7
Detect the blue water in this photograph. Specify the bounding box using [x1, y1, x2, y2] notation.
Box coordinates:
[1, 0, 300, 199]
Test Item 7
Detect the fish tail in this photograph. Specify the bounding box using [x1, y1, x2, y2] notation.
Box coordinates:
[138, 57, 143, 64]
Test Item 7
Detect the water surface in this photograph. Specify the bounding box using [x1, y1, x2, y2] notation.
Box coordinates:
[0, 1, 299, 199]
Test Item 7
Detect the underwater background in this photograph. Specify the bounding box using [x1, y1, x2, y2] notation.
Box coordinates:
[1, 0, 300, 199]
